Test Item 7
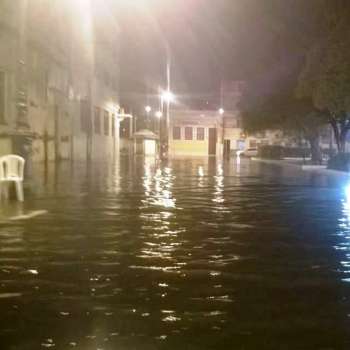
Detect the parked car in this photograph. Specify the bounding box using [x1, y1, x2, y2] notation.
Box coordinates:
[241, 148, 258, 158]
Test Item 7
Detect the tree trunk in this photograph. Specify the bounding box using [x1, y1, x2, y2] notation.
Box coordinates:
[330, 118, 341, 152]
[339, 129, 348, 153]
[307, 134, 322, 165]
[330, 117, 350, 154]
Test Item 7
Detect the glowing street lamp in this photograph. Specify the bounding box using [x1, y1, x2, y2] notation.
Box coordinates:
[161, 91, 175, 104]
[145, 105, 152, 114]
[218, 108, 225, 115]
[155, 111, 163, 118]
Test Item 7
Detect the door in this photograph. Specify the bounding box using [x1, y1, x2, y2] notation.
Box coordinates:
[208, 128, 217, 156]
[224, 140, 231, 157]
[144, 139, 156, 156]
[54, 105, 60, 161]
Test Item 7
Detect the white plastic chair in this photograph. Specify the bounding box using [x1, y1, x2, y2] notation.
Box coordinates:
[0, 155, 25, 202]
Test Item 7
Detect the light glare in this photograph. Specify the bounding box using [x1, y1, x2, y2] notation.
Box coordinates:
[162, 91, 175, 103]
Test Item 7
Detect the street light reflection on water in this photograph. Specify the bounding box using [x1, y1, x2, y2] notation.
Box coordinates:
[142, 159, 176, 209]
[213, 163, 225, 206]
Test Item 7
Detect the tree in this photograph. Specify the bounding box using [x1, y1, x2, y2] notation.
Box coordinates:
[296, 10, 350, 153]
[241, 90, 328, 163]
[239, 0, 350, 161]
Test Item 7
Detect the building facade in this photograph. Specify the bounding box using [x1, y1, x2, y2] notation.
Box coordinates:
[0, 0, 121, 163]
[168, 110, 223, 157]
[168, 109, 288, 157]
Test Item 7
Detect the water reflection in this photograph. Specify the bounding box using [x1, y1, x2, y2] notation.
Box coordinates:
[213, 163, 226, 212]
[336, 184, 350, 282]
[138, 160, 185, 280]
[142, 162, 176, 209]
[198, 166, 205, 188]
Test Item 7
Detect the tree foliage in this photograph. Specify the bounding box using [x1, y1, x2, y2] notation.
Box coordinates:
[296, 15, 350, 152]
[241, 0, 350, 158]
[241, 89, 327, 162]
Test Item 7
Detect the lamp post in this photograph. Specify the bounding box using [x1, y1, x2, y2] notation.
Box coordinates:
[144, 105, 152, 130]
[159, 90, 174, 159]
[155, 111, 162, 153]
[219, 108, 228, 158]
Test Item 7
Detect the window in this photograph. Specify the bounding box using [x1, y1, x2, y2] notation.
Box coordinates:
[249, 140, 257, 148]
[80, 100, 89, 132]
[94, 107, 101, 134]
[104, 110, 109, 136]
[104, 72, 110, 86]
[197, 127, 205, 140]
[111, 115, 116, 137]
[256, 131, 266, 138]
[120, 118, 131, 139]
[44, 70, 49, 103]
[173, 126, 181, 140]
[185, 127, 193, 140]
[0, 72, 5, 124]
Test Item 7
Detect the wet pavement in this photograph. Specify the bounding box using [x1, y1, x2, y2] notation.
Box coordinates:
[1, 157, 350, 349]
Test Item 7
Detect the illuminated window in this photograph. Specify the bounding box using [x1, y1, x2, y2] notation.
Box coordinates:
[185, 127, 193, 140]
[0, 72, 5, 124]
[104, 110, 109, 136]
[94, 107, 101, 134]
[173, 126, 181, 140]
[197, 127, 205, 140]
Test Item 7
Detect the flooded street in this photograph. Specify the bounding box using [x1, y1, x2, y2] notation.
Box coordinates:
[1, 157, 350, 349]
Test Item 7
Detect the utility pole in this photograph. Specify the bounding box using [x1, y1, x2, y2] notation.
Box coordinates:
[160, 44, 171, 159]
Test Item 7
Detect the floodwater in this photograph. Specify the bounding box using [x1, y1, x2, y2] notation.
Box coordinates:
[1, 157, 350, 349]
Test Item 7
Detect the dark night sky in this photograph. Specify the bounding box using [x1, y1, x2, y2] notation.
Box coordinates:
[117, 0, 321, 109]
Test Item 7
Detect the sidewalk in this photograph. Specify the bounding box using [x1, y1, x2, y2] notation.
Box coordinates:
[251, 157, 350, 177]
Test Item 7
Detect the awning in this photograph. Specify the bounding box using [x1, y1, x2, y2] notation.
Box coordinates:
[133, 129, 159, 140]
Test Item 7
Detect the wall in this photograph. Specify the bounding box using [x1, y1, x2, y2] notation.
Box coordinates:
[170, 139, 209, 156]
[0, 0, 121, 164]
[0, 2, 18, 145]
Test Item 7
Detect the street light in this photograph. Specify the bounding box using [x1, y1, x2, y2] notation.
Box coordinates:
[219, 108, 225, 115]
[145, 105, 152, 114]
[161, 91, 175, 104]
[155, 111, 163, 118]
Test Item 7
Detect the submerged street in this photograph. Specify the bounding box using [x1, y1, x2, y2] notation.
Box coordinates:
[1, 158, 350, 349]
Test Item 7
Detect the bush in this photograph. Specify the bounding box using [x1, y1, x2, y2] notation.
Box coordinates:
[259, 145, 284, 159]
[283, 147, 310, 158]
[322, 148, 337, 159]
[328, 153, 350, 172]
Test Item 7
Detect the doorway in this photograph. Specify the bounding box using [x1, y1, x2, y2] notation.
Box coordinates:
[224, 139, 231, 158]
[144, 139, 156, 156]
[208, 128, 217, 156]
